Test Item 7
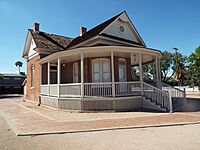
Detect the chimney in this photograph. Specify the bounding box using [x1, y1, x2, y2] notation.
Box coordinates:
[32, 22, 40, 32]
[80, 26, 87, 36]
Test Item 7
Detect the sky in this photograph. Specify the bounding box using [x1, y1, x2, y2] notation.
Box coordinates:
[0, 0, 199, 73]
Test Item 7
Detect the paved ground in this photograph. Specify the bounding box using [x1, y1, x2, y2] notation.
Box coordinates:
[0, 96, 200, 149]
[16, 99, 166, 122]
[1, 113, 200, 150]
[187, 91, 200, 98]
[0, 97, 200, 136]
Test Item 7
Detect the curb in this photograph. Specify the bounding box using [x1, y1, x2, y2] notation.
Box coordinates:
[17, 120, 200, 136]
[0, 112, 23, 136]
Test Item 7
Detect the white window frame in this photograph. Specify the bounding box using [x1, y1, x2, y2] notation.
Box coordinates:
[50, 64, 57, 84]
[73, 62, 79, 83]
[92, 58, 111, 82]
[118, 58, 127, 82]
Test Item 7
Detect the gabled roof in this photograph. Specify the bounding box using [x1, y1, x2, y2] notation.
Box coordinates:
[23, 11, 147, 58]
[29, 29, 73, 50]
[66, 11, 146, 49]
[22, 29, 73, 58]
[66, 12, 124, 49]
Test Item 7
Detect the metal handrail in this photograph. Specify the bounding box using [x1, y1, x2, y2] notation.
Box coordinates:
[161, 82, 184, 93]
[143, 82, 171, 112]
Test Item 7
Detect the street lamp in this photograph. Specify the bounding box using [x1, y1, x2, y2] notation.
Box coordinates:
[173, 48, 180, 85]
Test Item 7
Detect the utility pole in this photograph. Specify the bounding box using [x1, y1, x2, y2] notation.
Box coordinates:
[173, 48, 179, 85]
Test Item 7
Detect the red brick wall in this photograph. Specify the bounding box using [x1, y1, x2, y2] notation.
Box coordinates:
[126, 57, 132, 81]
[114, 56, 119, 82]
[26, 55, 40, 103]
[61, 62, 73, 83]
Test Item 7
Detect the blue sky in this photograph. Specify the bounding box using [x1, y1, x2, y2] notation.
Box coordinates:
[0, 0, 199, 73]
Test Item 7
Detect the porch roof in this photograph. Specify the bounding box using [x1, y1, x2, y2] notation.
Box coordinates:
[39, 46, 162, 64]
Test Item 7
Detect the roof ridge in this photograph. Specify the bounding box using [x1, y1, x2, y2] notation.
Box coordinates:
[28, 29, 73, 39]
[39, 32, 65, 49]
[83, 11, 124, 34]
[29, 29, 73, 49]
[45, 32, 73, 39]
[66, 11, 124, 49]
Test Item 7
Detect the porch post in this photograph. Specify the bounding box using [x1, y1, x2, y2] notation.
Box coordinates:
[57, 58, 60, 98]
[158, 57, 161, 82]
[139, 52, 144, 95]
[155, 55, 159, 85]
[40, 63, 42, 96]
[111, 51, 115, 97]
[40, 63, 42, 86]
[48, 62, 50, 96]
[81, 53, 84, 98]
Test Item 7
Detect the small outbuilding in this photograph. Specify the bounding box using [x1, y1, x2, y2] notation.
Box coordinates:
[0, 73, 26, 94]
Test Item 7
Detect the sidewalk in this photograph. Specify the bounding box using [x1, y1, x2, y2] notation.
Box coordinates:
[0, 99, 200, 136]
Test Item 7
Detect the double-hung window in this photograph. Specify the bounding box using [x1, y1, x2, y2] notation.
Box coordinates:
[73, 62, 79, 83]
[92, 59, 111, 82]
[31, 65, 34, 87]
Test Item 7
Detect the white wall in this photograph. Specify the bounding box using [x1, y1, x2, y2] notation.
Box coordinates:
[28, 39, 37, 58]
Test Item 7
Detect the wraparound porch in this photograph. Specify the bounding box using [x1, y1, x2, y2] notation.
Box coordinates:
[40, 81, 182, 112]
[41, 81, 141, 98]
[40, 46, 162, 98]
[39, 46, 186, 112]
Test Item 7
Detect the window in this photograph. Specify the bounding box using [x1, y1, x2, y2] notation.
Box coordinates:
[118, 58, 126, 82]
[92, 59, 111, 82]
[50, 65, 57, 84]
[73, 63, 79, 83]
[31, 65, 34, 87]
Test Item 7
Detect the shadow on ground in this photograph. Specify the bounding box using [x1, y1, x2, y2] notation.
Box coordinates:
[0, 94, 23, 99]
[173, 98, 200, 112]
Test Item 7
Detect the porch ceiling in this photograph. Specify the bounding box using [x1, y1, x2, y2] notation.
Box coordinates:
[41, 46, 161, 64]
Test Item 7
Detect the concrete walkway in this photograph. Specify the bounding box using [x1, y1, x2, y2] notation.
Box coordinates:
[0, 99, 200, 136]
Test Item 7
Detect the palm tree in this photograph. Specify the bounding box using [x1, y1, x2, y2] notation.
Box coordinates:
[15, 61, 23, 74]
[174, 67, 188, 86]
[172, 48, 188, 86]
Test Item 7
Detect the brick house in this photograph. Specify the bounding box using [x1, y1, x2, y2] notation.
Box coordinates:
[22, 11, 186, 112]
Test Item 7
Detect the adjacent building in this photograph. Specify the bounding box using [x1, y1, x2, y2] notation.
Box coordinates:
[0, 73, 26, 94]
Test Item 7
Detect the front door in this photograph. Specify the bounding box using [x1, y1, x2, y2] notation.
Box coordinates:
[118, 59, 126, 94]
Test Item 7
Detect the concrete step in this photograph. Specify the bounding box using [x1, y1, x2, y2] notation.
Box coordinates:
[143, 98, 167, 112]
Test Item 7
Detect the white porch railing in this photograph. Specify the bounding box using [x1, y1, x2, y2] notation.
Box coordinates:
[143, 82, 171, 111]
[160, 82, 186, 99]
[41, 84, 48, 95]
[49, 84, 58, 97]
[60, 83, 81, 97]
[41, 81, 146, 97]
[84, 82, 112, 97]
[115, 81, 141, 96]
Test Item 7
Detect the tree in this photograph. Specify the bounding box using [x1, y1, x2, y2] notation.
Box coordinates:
[160, 51, 173, 82]
[171, 52, 188, 86]
[188, 46, 200, 89]
[143, 64, 153, 82]
[160, 50, 188, 85]
[15, 61, 23, 74]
